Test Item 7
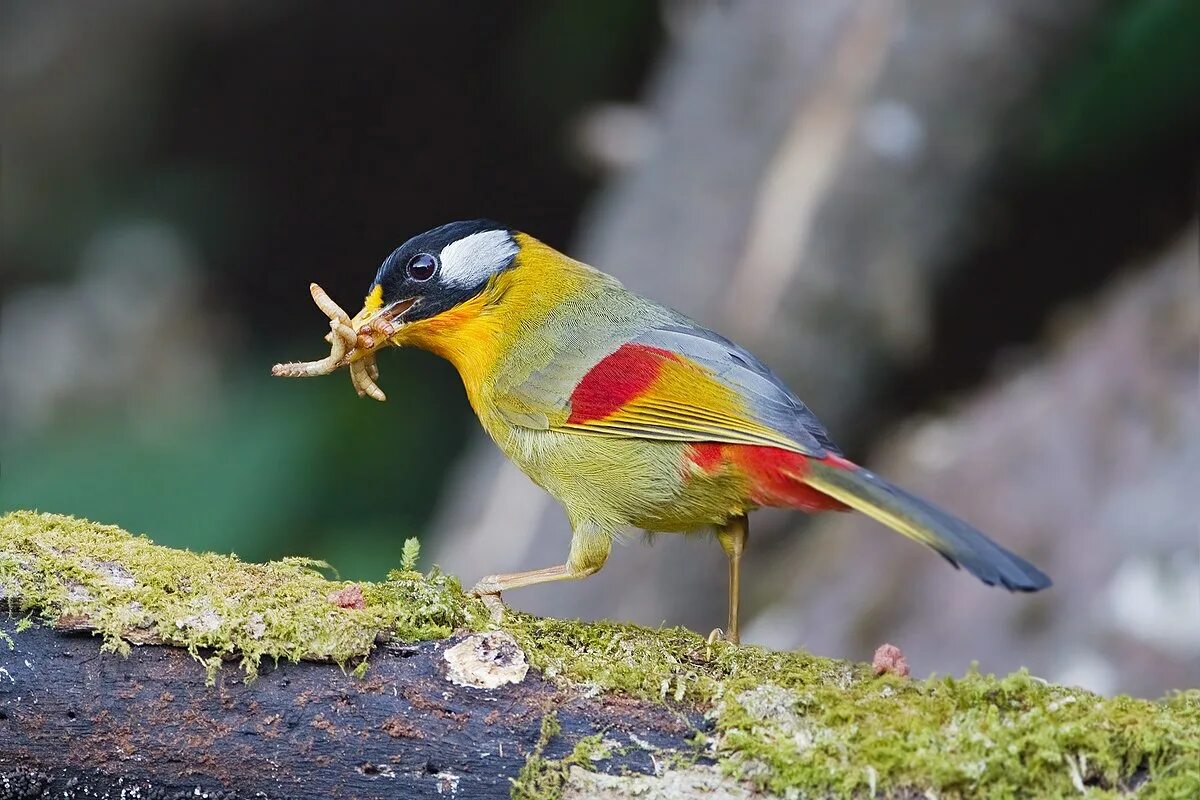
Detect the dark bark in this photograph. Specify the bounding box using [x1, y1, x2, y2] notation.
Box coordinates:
[0, 622, 705, 800]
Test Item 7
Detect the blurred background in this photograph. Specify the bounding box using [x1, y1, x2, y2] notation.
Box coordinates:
[2, 1, 1197, 698]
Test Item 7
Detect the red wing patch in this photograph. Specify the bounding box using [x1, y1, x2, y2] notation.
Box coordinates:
[567, 344, 676, 424]
[687, 443, 850, 513]
[687, 443, 725, 472]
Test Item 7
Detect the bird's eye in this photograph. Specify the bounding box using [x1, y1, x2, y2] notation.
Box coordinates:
[407, 253, 437, 282]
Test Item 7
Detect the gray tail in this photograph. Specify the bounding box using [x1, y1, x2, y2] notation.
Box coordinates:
[802, 459, 1051, 592]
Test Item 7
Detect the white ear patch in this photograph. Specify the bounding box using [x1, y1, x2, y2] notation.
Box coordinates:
[438, 230, 518, 288]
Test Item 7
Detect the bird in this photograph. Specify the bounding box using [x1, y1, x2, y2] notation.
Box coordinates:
[339, 219, 1051, 643]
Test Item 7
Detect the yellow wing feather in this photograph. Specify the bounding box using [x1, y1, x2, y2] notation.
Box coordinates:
[557, 349, 809, 452]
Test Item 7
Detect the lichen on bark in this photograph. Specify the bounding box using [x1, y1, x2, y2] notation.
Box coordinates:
[2, 510, 1197, 799]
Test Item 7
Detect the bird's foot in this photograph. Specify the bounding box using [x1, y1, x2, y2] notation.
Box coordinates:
[470, 585, 507, 623]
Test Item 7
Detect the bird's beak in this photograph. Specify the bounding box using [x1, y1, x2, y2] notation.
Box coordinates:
[347, 297, 419, 361]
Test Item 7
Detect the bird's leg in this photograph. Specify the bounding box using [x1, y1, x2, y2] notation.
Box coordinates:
[470, 524, 611, 622]
[715, 514, 749, 644]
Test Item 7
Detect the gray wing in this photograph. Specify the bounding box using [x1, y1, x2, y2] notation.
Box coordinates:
[491, 282, 840, 456]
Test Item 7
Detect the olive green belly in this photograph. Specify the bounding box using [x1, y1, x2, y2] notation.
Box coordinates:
[494, 424, 752, 533]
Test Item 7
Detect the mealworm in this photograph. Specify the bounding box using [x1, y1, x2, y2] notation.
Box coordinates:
[271, 283, 352, 377]
[271, 281, 388, 401]
[309, 282, 351, 326]
[271, 319, 347, 377]
[350, 357, 386, 401]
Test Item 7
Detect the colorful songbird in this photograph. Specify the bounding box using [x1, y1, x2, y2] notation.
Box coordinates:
[336, 220, 1051, 642]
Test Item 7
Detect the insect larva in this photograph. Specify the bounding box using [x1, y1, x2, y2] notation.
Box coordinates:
[271, 282, 388, 402]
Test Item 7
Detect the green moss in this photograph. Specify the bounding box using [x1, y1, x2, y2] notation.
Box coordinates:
[400, 537, 422, 571]
[0, 511, 486, 682]
[499, 612, 1199, 798]
[500, 612, 870, 710]
[715, 670, 1199, 799]
[3, 511, 1197, 798]
[510, 711, 609, 800]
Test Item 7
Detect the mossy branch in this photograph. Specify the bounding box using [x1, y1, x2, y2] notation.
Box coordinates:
[1, 511, 1197, 799]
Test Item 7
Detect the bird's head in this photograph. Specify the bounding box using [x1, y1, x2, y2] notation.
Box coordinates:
[348, 219, 519, 357]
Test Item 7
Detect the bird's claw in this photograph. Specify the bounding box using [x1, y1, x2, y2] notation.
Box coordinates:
[471, 590, 507, 623]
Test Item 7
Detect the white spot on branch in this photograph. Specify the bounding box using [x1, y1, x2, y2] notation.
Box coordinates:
[442, 631, 528, 689]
